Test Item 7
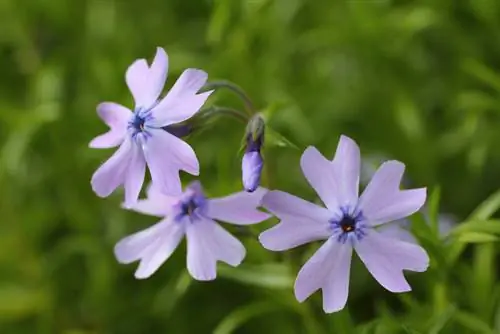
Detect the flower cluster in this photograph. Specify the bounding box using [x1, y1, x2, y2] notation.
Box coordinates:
[90, 47, 429, 313]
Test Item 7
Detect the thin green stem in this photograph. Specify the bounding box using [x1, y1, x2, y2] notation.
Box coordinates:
[203, 80, 256, 116]
[211, 106, 249, 123]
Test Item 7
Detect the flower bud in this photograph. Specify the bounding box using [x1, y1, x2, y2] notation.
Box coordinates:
[242, 114, 265, 192]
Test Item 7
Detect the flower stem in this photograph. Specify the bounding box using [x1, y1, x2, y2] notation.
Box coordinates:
[210, 106, 249, 123]
[202, 80, 256, 116]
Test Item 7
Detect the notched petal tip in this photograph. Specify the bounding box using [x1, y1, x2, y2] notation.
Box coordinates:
[134, 269, 154, 280]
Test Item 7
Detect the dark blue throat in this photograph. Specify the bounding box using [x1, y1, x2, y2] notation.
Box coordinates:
[175, 194, 207, 222]
[338, 216, 356, 233]
[130, 114, 146, 132]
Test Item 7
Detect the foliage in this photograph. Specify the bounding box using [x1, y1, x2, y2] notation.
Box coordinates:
[1, 0, 500, 333]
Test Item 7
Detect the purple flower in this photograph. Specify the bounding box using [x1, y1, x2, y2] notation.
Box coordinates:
[259, 135, 429, 313]
[242, 114, 265, 192]
[114, 182, 270, 280]
[90, 47, 213, 206]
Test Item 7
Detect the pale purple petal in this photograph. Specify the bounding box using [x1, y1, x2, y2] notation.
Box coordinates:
[123, 144, 146, 208]
[358, 161, 426, 226]
[97, 102, 132, 127]
[377, 222, 417, 244]
[143, 129, 198, 196]
[126, 59, 150, 107]
[186, 218, 245, 281]
[331, 135, 360, 209]
[355, 230, 429, 292]
[128, 184, 179, 217]
[259, 191, 331, 251]
[91, 138, 133, 197]
[146, 47, 169, 105]
[89, 102, 131, 148]
[300, 137, 360, 211]
[301, 146, 338, 210]
[125, 48, 168, 109]
[207, 187, 270, 225]
[294, 238, 352, 313]
[150, 69, 212, 127]
[89, 130, 126, 149]
[114, 218, 184, 279]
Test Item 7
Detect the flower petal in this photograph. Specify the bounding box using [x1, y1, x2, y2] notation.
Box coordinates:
[300, 136, 360, 211]
[127, 183, 178, 217]
[143, 129, 198, 195]
[377, 221, 416, 244]
[96, 102, 132, 128]
[355, 230, 429, 293]
[123, 144, 146, 208]
[91, 138, 133, 197]
[331, 135, 360, 209]
[151, 69, 212, 126]
[114, 218, 184, 279]
[358, 161, 426, 225]
[300, 146, 338, 210]
[186, 218, 245, 281]
[126, 48, 168, 109]
[146, 47, 169, 106]
[89, 130, 126, 149]
[259, 190, 331, 251]
[90, 102, 131, 148]
[207, 187, 270, 225]
[294, 238, 352, 313]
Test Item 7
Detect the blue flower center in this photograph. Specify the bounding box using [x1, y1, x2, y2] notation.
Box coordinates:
[175, 193, 207, 223]
[180, 199, 198, 217]
[339, 216, 356, 233]
[128, 108, 154, 141]
[130, 114, 146, 132]
[330, 207, 366, 244]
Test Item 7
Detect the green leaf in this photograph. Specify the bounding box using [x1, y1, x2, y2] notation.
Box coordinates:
[454, 310, 495, 333]
[218, 263, 293, 289]
[455, 232, 498, 244]
[266, 127, 300, 150]
[462, 59, 500, 93]
[0, 285, 47, 319]
[213, 301, 280, 334]
[427, 186, 441, 236]
[451, 219, 500, 235]
[467, 189, 500, 221]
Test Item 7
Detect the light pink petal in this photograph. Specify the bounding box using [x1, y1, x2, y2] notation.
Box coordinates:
[123, 144, 146, 208]
[207, 187, 271, 225]
[355, 230, 429, 293]
[125, 48, 168, 109]
[331, 135, 360, 209]
[358, 161, 426, 226]
[294, 238, 352, 313]
[114, 218, 184, 279]
[186, 218, 245, 281]
[259, 191, 331, 251]
[91, 138, 133, 197]
[151, 69, 212, 126]
[89, 130, 126, 149]
[128, 183, 178, 217]
[143, 129, 198, 195]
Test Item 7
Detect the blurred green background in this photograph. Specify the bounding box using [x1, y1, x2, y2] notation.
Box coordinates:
[2, 0, 500, 333]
